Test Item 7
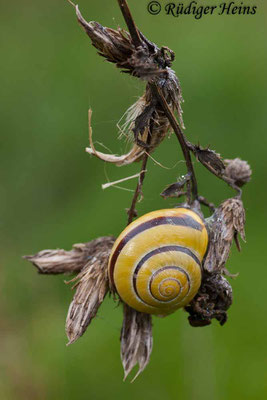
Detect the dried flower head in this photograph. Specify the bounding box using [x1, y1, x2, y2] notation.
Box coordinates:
[71, 3, 184, 166]
[224, 158, 252, 186]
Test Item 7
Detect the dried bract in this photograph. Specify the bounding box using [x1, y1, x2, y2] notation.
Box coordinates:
[204, 198, 246, 273]
[120, 305, 153, 381]
[224, 158, 252, 186]
[24, 236, 115, 275]
[66, 237, 115, 345]
[193, 145, 225, 175]
[160, 174, 190, 198]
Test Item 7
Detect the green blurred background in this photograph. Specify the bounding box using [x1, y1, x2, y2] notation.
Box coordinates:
[1, 0, 266, 399]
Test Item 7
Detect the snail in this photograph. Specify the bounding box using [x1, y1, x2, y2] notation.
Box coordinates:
[108, 208, 209, 315]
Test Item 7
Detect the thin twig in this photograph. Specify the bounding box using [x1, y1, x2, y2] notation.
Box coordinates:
[116, 1, 152, 224]
[151, 84, 198, 204]
[102, 172, 146, 190]
[198, 196, 215, 213]
[117, 0, 142, 48]
[127, 153, 149, 224]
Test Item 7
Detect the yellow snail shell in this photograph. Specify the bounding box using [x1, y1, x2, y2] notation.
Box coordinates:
[108, 208, 209, 315]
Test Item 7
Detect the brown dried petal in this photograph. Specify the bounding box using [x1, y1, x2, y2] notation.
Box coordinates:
[120, 305, 153, 381]
[224, 158, 252, 186]
[24, 237, 115, 275]
[74, 4, 135, 71]
[65, 239, 114, 344]
[204, 198, 246, 273]
[220, 197, 246, 242]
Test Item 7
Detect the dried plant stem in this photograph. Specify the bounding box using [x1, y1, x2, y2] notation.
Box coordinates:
[127, 152, 149, 224]
[198, 196, 216, 213]
[151, 84, 198, 203]
[117, 0, 142, 48]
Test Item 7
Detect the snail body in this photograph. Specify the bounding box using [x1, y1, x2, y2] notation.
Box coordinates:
[108, 208, 209, 315]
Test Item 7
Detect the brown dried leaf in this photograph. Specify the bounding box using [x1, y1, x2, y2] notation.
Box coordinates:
[65, 238, 114, 344]
[120, 305, 153, 381]
[24, 237, 115, 275]
[204, 198, 246, 273]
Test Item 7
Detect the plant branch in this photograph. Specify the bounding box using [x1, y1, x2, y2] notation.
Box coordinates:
[151, 84, 198, 204]
[198, 196, 215, 213]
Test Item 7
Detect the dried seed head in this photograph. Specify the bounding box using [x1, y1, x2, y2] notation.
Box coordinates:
[120, 305, 153, 381]
[224, 158, 252, 186]
[204, 198, 246, 273]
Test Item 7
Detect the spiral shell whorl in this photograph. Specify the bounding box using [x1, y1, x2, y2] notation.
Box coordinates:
[108, 208, 208, 315]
